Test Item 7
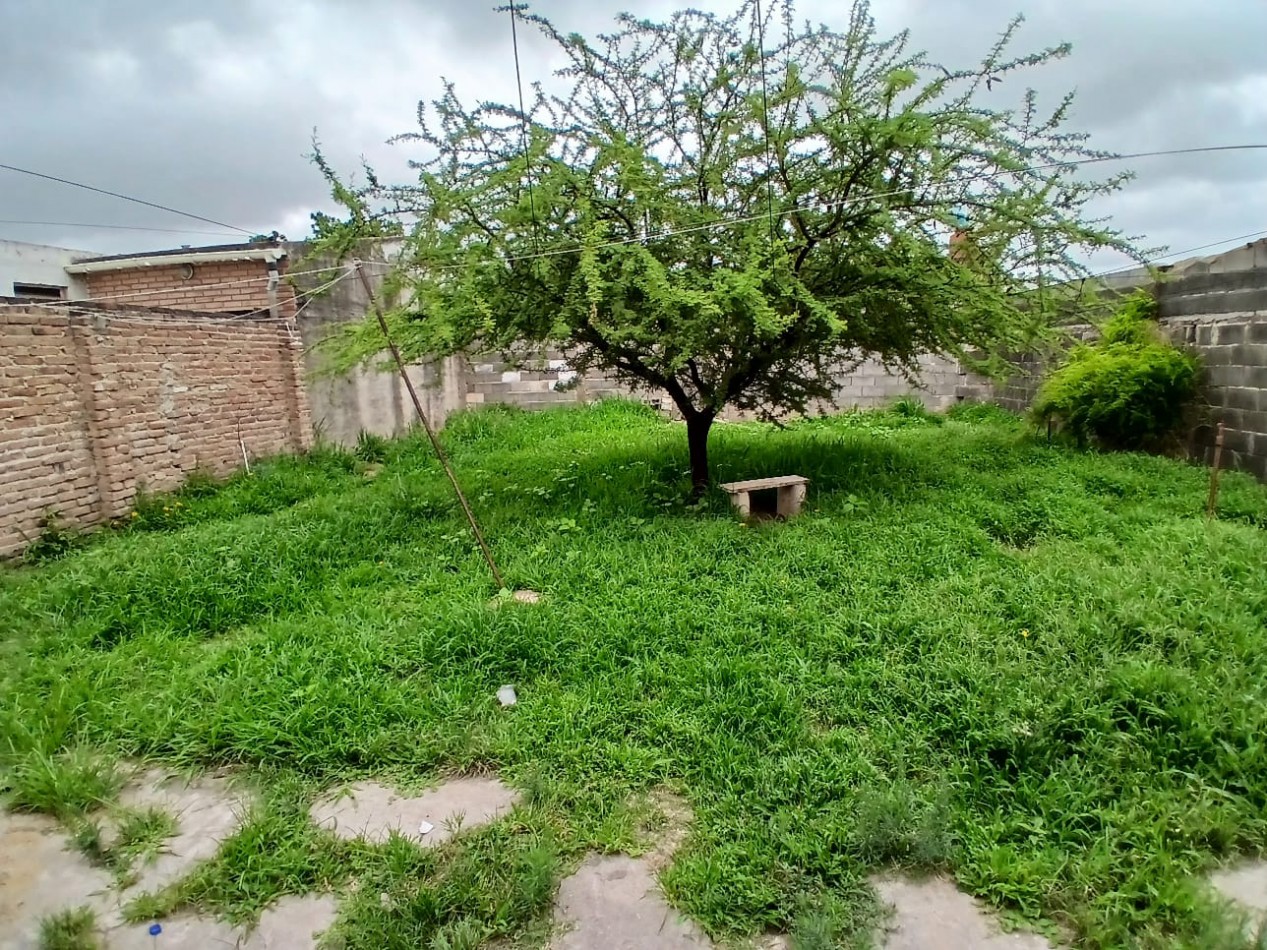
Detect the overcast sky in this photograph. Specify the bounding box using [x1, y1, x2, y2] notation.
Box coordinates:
[2, 0, 1264, 271]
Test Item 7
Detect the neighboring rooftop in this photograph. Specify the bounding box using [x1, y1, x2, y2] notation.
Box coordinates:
[1102, 237, 1267, 290]
[66, 241, 287, 272]
[69, 240, 283, 265]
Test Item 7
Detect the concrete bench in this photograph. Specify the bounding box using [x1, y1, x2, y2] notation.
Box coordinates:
[719, 475, 808, 520]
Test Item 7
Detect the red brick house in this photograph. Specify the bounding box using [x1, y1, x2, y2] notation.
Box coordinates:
[64, 241, 298, 316]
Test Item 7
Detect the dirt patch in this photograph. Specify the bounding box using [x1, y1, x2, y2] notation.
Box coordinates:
[310, 777, 519, 846]
[551, 854, 713, 950]
[641, 788, 693, 873]
[872, 875, 1055, 949]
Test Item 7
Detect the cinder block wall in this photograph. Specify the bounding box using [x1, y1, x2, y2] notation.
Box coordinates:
[85, 259, 297, 317]
[292, 242, 970, 440]
[993, 314, 1267, 480]
[0, 302, 311, 557]
[459, 351, 964, 420]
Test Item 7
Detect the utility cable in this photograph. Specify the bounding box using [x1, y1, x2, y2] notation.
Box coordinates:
[506, 1, 540, 246]
[753, 0, 777, 240]
[0, 265, 339, 310]
[0, 162, 254, 235]
[1089, 229, 1267, 281]
[0, 219, 242, 237]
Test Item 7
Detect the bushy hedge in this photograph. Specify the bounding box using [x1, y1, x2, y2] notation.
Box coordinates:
[1033, 292, 1200, 450]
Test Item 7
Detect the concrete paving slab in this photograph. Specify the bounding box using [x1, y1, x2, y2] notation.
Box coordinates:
[104, 893, 339, 950]
[119, 768, 254, 896]
[551, 854, 712, 950]
[1209, 861, 1267, 937]
[872, 876, 1055, 950]
[0, 810, 115, 950]
[105, 914, 242, 949]
[310, 777, 518, 846]
[243, 894, 339, 950]
[1210, 862, 1267, 914]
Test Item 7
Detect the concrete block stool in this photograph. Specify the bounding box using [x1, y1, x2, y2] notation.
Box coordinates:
[720, 475, 808, 520]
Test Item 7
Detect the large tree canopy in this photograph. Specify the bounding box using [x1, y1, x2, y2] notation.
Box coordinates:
[321, 0, 1137, 488]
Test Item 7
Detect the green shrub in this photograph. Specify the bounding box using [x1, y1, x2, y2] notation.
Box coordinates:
[1033, 292, 1199, 450]
[354, 429, 390, 464]
[23, 512, 85, 564]
[889, 395, 944, 425]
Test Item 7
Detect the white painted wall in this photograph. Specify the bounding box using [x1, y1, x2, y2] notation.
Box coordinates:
[0, 240, 91, 298]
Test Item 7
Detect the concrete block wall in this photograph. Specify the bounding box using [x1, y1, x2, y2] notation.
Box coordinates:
[983, 240, 1267, 481]
[985, 313, 1267, 481]
[459, 350, 963, 421]
[461, 353, 639, 413]
[0, 301, 312, 558]
[1170, 315, 1266, 479]
[828, 353, 964, 412]
[291, 242, 971, 440]
[292, 248, 459, 445]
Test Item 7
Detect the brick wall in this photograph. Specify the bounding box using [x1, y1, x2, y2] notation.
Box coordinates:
[0, 302, 311, 558]
[84, 259, 297, 317]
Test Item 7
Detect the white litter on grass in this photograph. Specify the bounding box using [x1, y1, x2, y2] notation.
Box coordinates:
[419, 820, 434, 835]
[497, 685, 518, 707]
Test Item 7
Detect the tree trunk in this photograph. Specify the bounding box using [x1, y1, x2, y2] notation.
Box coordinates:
[686, 411, 715, 496]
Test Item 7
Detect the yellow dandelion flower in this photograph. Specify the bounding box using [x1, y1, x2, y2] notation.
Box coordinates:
[1021, 629, 1030, 638]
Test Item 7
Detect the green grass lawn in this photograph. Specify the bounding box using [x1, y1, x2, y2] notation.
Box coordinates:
[4, 401, 1267, 948]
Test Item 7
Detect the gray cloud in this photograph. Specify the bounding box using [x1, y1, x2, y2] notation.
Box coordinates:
[0, 0, 1263, 268]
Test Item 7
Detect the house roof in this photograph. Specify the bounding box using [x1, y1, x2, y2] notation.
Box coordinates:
[65, 241, 287, 274]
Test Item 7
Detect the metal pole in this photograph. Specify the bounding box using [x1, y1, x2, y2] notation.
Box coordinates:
[353, 262, 507, 588]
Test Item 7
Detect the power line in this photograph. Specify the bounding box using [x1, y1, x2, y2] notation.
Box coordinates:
[1090, 229, 1267, 281]
[506, 0, 540, 246]
[0, 162, 254, 235]
[753, 0, 776, 240]
[0, 219, 242, 237]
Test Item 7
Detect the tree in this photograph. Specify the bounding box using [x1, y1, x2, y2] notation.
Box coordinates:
[307, 138, 404, 260]
[320, 0, 1139, 491]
